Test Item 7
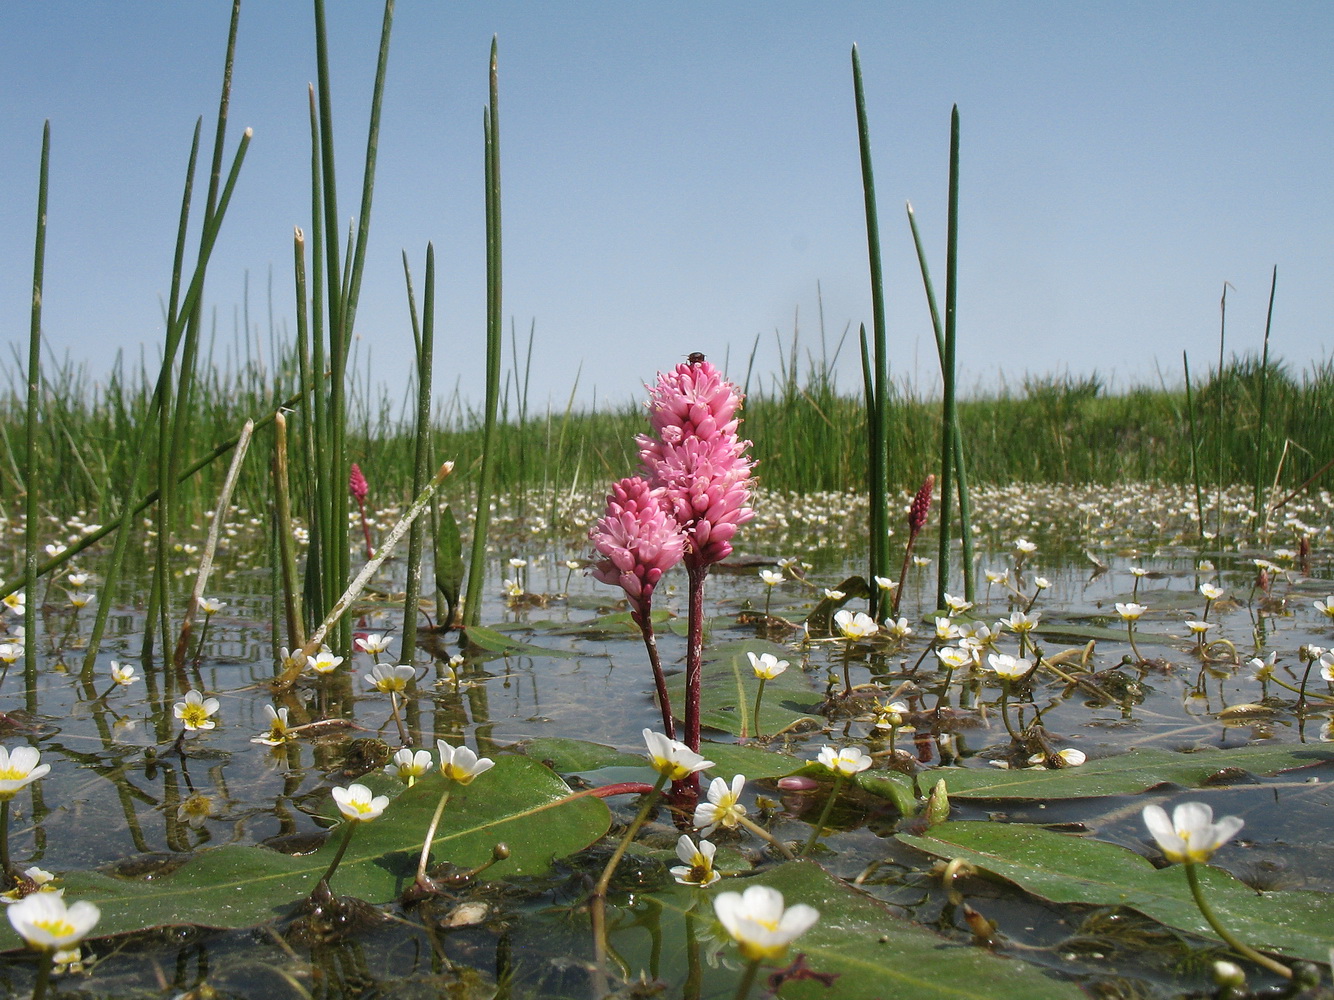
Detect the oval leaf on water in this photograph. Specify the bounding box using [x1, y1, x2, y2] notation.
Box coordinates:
[33, 755, 608, 945]
[900, 821, 1334, 964]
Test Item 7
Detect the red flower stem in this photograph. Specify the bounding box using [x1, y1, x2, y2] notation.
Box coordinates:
[355, 497, 373, 560]
[634, 608, 675, 739]
[684, 563, 708, 755]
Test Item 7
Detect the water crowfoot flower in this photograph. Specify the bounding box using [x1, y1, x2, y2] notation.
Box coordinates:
[803, 746, 871, 856]
[364, 663, 415, 745]
[1116, 603, 1149, 662]
[0, 747, 51, 883]
[173, 691, 220, 733]
[385, 748, 434, 787]
[1141, 803, 1291, 980]
[670, 835, 721, 887]
[317, 784, 389, 893]
[8, 891, 99, 989]
[695, 773, 797, 860]
[251, 705, 295, 747]
[714, 884, 819, 998]
[746, 652, 788, 738]
[415, 741, 498, 890]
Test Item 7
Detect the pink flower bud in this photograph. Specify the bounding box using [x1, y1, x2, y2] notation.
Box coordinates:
[908, 474, 935, 537]
[589, 477, 686, 617]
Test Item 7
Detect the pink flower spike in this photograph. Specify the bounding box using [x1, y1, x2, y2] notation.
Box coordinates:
[637, 359, 754, 569]
[349, 463, 369, 503]
[588, 477, 686, 617]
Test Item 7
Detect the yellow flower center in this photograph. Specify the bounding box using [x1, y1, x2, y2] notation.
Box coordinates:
[180, 705, 210, 729]
[33, 918, 76, 938]
[0, 766, 28, 781]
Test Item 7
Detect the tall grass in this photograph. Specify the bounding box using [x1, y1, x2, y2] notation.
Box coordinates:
[4, 348, 1329, 562]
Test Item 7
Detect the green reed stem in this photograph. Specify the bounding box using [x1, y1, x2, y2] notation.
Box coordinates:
[1183, 351, 1206, 537]
[81, 126, 252, 675]
[907, 201, 974, 602]
[851, 45, 891, 619]
[465, 39, 504, 628]
[400, 243, 435, 667]
[31, 950, 51, 1000]
[0, 798, 11, 883]
[1252, 266, 1277, 534]
[935, 107, 961, 612]
[802, 772, 846, 856]
[22, 122, 49, 686]
[1183, 861, 1291, 978]
[272, 413, 305, 649]
[1214, 283, 1228, 544]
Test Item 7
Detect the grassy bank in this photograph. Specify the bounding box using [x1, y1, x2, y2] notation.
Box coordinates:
[0, 348, 1329, 526]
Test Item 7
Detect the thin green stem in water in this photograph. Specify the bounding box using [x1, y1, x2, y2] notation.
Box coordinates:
[1183, 860, 1291, 979]
[733, 958, 761, 1000]
[751, 678, 768, 739]
[415, 783, 454, 886]
[802, 772, 846, 856]
[317, 817, 359, 890]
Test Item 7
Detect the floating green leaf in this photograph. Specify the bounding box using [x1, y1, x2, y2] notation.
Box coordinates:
[928, 745, 1331, 800]
[35, 755, 608, 946]
[630, 861, 1083, 999]
[900, 821, 1334, 964]
[461, 623, 579, 657]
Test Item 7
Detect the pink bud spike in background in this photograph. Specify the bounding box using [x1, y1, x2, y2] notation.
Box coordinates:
[349, 462, 373, 560]
[589, 477, 685, 620]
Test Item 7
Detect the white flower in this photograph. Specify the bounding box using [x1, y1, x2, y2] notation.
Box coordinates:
[507, 557, 528, 569]
[67, 591, 93, 610]
[1, 592, 24, 614]
[815, 745, 872, 776]
[1028, 748, 1086, 768]
[1320, 651, 1334, 683]
[1116, 602, 1147, 621]
[1033, 576, 1051, 591]
[758, 569, 783, 587]
[987, 653, 1033, 681]
[355, 633, 393, 655]
[943, 592, 972, 615]
[1014, 538, 1037, 555]
[331, 783, 389, 822]
[694, 774, 747, 835]
[7, 893, 100, 951]
[1142, 802, 1243, 863]
[198, 597, 225, 615]
[1248, 652, 1277, 681]
[1003, 611, 1041, 633]
[66, 573, 89, 588]
[883, 616, 913, 639]
[670, 835, 721, 887]
[173, 690, 220, 732]
[1198, 584, 1225, 601]
[1130, 567, 1148, 578]
[386, 748, 434, 785]
[1315, 596, 1334, 621]
[984, 568, 1008, 585]
[642, 729, 714, 781]
[713, 885, 818, 962]
[108, 661, 138, 687]
[279, 647, 308, 672]
[912, 555, 932, 568]
[747, 652, 788, 680]
[502, 579, 524, 598]
[0, 644, 20, 666]
[251, 705, 295, 746]
[311, 649, 344, 674]
[364, 662, 415, 693]
[873, 701, 909, 730]
[934, 617, 961, 642]
[437, 740, 496, 785]
[873, 576, 898, 592]
[177, 793, 216, 829]
[935, 646, 973, 670]
[822, 588, 845, 601]
[1185, 620, 1213, 636]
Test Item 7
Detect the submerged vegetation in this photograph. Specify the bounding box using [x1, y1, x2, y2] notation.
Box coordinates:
[0, 3, 1330, 999]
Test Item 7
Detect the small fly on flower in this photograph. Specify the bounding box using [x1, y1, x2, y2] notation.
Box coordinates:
[686, 352, 706, 364]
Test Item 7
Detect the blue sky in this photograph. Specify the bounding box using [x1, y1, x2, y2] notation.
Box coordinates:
[0, 2, 1329, 409]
